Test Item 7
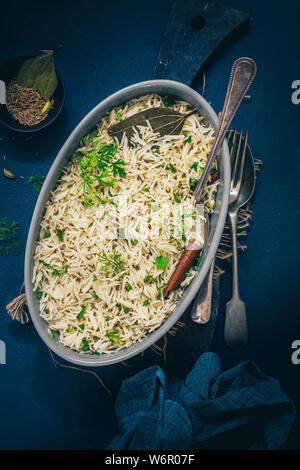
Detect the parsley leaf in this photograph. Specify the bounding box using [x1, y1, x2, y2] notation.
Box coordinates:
[155, 256, 169, 270]
[106, 330, 122, 346]
[144, 274, 158, 283]
[114, 109, 123, 121]
[56, 229, 64, 241]
[191, 161, 199, 171]
[174, 192, 181, 203]
[49, 329, 59, 341]
[156, 287, 162, 300]
[77, 304, 87, 321]
[163, 96, 179, 108]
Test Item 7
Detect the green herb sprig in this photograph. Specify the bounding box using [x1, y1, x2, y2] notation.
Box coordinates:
[75, 139, 126, 207]
[0, 217, 23, 256]
[98, 250, 126, 277]
[106, 330, 122, 346]
[39, 259, 68, 277]
[29, 175, 45, 192]
[49, 329, 59, 341]
[56, 229, 64, 241]
[77, 304, 87, 321]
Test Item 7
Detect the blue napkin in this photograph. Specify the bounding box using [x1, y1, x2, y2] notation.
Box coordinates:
[107, 353, 295, 450]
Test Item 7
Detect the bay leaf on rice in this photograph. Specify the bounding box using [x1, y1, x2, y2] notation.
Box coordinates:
[108, 107, 197, 143]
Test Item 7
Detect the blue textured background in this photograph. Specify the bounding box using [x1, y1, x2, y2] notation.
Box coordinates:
[0, 0, 300, 449]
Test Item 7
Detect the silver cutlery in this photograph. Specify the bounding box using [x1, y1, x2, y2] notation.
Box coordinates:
[163, 57, 257, 299]
[190, 256, 215, 324]
[224, 129, 256, 348]
[190, 129, 240, 325]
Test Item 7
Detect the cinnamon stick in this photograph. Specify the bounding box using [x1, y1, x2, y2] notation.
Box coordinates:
[163, 242, 201, 299]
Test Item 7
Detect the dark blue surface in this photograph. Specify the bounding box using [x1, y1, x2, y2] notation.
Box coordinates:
[0, 0, 300, 450]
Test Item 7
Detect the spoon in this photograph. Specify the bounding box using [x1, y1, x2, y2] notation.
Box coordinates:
[224, 131, 256, 348]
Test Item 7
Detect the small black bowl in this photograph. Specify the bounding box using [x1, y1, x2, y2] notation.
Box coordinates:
[0, 56, 65, 132]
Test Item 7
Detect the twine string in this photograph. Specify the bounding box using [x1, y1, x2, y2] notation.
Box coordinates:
[47, 348, 112, 397]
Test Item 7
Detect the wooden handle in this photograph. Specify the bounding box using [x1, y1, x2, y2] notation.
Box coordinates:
[163, 243, 200, 299]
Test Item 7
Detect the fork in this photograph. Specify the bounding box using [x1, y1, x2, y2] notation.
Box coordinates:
[224, 129, 248, 348]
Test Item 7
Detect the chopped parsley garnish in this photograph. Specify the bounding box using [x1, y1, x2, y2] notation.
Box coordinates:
[82, 339, 90, 351]
[143, 188, 150, 192]
[125, 283, 132, 291]
[163, 96, 179, 108]
[143, 300, 150, 306]
[162, 163, 177, 173]
[79, 324, 85, 331]
[91, 291, 99, 299]
[196, 255, 202, 266]
[155, 256, 169, 270]
[144, 274, 158, 284]
[67, 327, 76, 333]
[77, 304, 87, 321]
[93, 275, 98, 282]
[186, 272, 193, 277]
[106, 330, 122, 346]
[56, 229, 64, 241]
[114, 109, 123, 121]
[123, 306, 130, 313]
[174, 192, 181, 203]
[184, 134, 192, 143]
[98, 250, 126, 277]
[39, 259, 67, 277]
[49, 329, 59, 341]
[191, 161, 199, 171]
[153, 151, 161, 157]
[189, 177, 199, 191]
[43, 232, 51, 239]
[156, 287, 162, 300]
[37, 291, 44, 300]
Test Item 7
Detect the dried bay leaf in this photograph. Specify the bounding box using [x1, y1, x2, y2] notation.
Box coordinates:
[17, 49, 60, 101]
[108, 107, 197, 143]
